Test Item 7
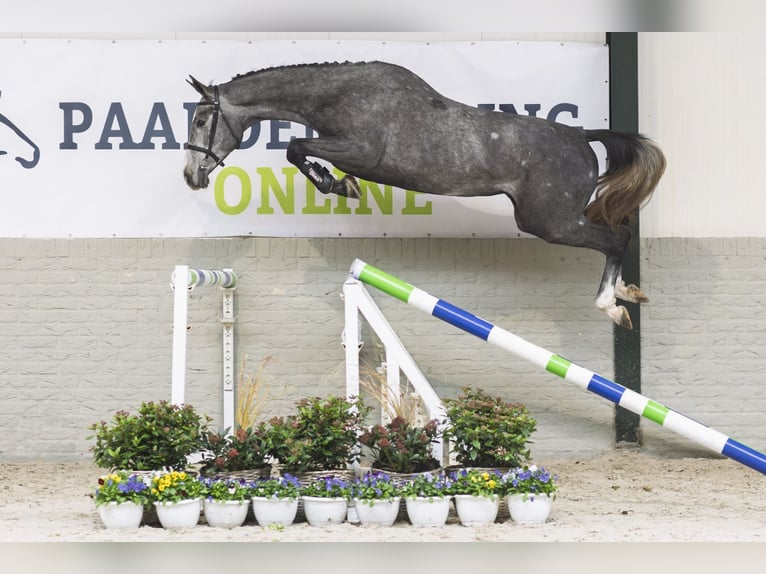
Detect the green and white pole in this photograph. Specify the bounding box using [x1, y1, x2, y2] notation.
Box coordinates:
[349, 259, 766, 475]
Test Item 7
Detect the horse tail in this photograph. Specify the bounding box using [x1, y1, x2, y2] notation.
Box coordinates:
[583, 130, 666, 230]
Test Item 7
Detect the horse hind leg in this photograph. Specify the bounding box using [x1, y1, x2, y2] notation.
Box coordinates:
[596, 257, 635, 329]
[615, 273, 649, 304]
[515, 199, 637, 328]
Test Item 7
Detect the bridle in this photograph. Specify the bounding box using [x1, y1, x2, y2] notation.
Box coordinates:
[184, 86, 241, 174]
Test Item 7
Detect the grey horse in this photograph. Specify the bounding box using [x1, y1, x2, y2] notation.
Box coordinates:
[183, 61, 665, 328]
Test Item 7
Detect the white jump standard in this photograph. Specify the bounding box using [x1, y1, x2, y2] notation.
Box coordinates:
[170, 265, 237, 430]
[349, 258, 766, 475]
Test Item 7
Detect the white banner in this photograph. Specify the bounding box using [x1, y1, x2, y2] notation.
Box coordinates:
[0, 39, 608, 238]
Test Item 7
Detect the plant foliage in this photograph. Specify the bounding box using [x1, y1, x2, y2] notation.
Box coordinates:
[442, 387, 536, 468]
[198, 426, 270, 473]
[259, 395, 371, 472]
[358, 416, 441, 474]
[88, 401, 208, 471]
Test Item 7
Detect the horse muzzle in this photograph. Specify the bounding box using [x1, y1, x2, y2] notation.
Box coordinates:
[183, 164, 210, 190]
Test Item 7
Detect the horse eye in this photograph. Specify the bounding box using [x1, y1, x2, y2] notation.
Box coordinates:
[196, 118, 207, 128]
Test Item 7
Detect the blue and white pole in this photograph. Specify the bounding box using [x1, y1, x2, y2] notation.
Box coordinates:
[350, 258, 766, 475]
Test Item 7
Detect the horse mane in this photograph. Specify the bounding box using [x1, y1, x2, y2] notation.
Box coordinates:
[230, 61, 379, 83]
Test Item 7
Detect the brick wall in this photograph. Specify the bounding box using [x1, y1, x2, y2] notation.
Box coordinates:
[1, 236, 763, 463]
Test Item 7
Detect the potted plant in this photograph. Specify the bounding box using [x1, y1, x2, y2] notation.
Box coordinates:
[350, 471, 401, 526]
[149, 470, 205, 529]
[87, 400, 209, 472]
[199, 476, 253, 528]
[198, 425, 272, 480]
[502, 464, 559, 524]
[358, 416, 442, 475]
[299, 476, 352, 526]
[399, 471, 453, 527]
[442, 387, 536, 470]
[250, 474, 302, 527]
[260, 395, 371, 477]
[448, 467, 504, 526]
[92, 470, 150, 529]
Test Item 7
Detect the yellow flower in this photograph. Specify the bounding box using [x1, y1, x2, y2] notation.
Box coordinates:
[488, 480, 496, 489]
[481, 472, 489, 480]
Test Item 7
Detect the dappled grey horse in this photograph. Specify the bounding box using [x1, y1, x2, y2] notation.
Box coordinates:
[183, 61, 665, 329]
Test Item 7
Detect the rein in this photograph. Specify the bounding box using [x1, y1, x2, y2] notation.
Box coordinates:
[184, 86, 240, 174]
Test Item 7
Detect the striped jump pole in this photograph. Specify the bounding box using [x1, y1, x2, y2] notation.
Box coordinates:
[349, 259, 766, 475]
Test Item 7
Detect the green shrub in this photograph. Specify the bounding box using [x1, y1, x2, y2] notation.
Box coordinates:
[442, 387, 536, 468]
[88, 401, 208, 471]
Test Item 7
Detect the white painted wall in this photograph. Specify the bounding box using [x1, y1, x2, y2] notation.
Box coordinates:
[639, 32, 766, 238]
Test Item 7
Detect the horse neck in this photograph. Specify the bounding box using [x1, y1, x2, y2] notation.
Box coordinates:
[221, 66, 335, 125]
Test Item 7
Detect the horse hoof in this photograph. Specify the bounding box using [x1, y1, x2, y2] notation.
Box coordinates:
[624, 283, 649, 304]
[609, 306, 633, 330]
[341, 175, 361, 199]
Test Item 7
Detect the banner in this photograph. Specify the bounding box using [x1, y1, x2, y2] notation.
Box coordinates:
[0, 39, 608, 238]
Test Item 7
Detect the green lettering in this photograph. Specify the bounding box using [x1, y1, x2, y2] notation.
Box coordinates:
[332, 168, 353, 214]
[402, 190, 433, 215]
[355, 181, 393, 215]
[256, 166, 296, 214]
[214, 167, 251, 215]
[302, 181, 332, 214]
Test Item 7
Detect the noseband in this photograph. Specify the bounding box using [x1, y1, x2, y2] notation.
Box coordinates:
[184, 86, 241, 174]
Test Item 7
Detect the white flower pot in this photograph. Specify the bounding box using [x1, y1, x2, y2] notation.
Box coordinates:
[251, 496, 299, 527]
[203, 499, 249, 528]
[404, 496, 450, 527]
[154, 498, 201, 529]
[97, 501, 144, 529]
[301, 496, 348, 526]
[453, 494, 500, 526]
[353, 497, 400, 527]
[507, 493, 553, 524]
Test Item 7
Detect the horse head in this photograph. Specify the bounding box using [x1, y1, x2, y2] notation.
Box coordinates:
[183, 76, 243, 190]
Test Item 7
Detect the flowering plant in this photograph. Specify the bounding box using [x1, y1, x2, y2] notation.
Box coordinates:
[448, 468, 503, 498]
[358, 416, 441, 474]
[299, 476, 352, 499]
[399, 471, 453, 500]
[250, 474, 301, 500]
[199, 476, 253, 502]
[92, 471, 150, 506]
[150, 471, 204, 503]
[350, 471, 400, 505]
[502, 465, 558, 501]
[442, 387, 536, 468]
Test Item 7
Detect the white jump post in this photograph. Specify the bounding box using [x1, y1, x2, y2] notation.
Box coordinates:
[343, 274, 447, 463]
[170, 265, 237, 431]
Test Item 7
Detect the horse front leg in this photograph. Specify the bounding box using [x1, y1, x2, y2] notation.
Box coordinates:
[286, 138, 362, 199]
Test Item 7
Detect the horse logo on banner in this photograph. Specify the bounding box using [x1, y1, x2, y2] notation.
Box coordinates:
[0, 91, 41, 169]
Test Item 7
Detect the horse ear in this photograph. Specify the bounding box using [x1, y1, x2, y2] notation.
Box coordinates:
[187, 75, 211, 97]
